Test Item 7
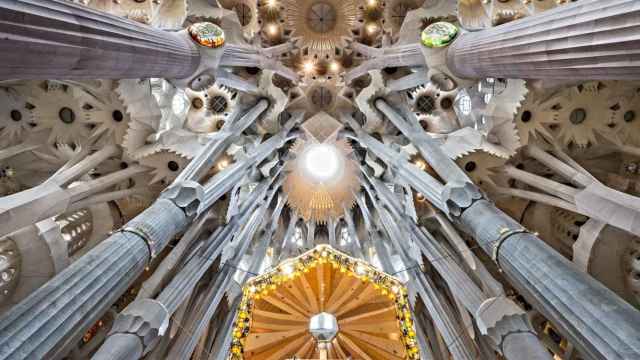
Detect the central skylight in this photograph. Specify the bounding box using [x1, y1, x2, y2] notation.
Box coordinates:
[302, 143, 342, 182]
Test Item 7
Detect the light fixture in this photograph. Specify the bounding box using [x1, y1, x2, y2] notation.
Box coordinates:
[309, 312, 339, 342]
[302, 143, 341, 182]
[302, 60, 316, 74]
[280, 262, 295, 276]
[265, 0, 277, 8]
[365, 22, 379, 35]
[266, 23, 279, 37]
[328, 61, 341, 73]
[217, 159, 229, 171]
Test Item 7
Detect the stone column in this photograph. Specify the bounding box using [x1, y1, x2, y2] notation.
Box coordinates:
[0, 0, 200, 80]
[456, 199, 640, 360]
[0, 199, 188, 360]
[91, 177, 279, 360]
[367, 176, 550, 360]
[0, 100, 284, 360]
[446, 0, 640, 80]
[371, 99, 640, 359]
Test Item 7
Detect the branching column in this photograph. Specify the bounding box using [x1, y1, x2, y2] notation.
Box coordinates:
[0, 0, 200, 80]
[372, 99, 640, 360]
[365, 175, 550, 360]
[460, 201, 640, 360]
[0, 101, 280, 360]
[0, 199, 187, 360]
[446, 0, 640, 80]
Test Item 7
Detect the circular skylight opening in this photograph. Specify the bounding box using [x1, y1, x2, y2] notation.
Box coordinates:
[302, 144, 341, 182]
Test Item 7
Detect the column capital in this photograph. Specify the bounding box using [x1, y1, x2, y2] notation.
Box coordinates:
[160, 180, 205, 219]
[106, 299, 170, 356]
[441, 181, 484, 217]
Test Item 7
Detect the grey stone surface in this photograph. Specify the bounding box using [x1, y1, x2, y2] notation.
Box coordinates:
[0, 198, 190, 359]
[0, 0, 200, 80]
[123, 199, 188, 258]
[441, 181, 483, 217]
[447, 0, 640, 80]
[160, 181, 204, 219]
[460, 200, 640, 360]
[0, 231, 149, 359]
[92, 299, 169, 359]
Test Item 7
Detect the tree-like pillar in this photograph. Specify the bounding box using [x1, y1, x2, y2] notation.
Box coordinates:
[458, 199, 640, 360]
[0, 199, 188, 360]
[372, 99, 640, 360]
[0, 0, 200, 80]
[366, 175, 550, 360]
[446, 0, 640, 80]
[0, 100, 285, 359]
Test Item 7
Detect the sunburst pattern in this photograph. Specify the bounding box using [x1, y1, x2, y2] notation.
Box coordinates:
[283, 137, 359, 223]
[230, 245, 419, 359]
[455, 150, 507, 189]
[515, 88, 559, 146]
[0, 87, 35, 146]
[284, 0, 359, 57]
[548, 81, 615, 148]
[30, 83, 94, 147]
[283, 112, 359, 223]
[608, 85, 640, 146]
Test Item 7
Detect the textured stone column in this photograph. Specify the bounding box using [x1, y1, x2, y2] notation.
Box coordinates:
[457, 198, 640, 360]
[367, 176, 550, 360]
[0, 105, 289, 359]
[0, 0, 200, 80]
[373, 97, 640, 359]
[0, 199, 187, 360]
[92, 177, 279, 360]
[446, 0, 640, 80]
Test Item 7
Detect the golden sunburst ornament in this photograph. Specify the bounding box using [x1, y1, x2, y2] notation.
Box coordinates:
[229, 245, 420, 359]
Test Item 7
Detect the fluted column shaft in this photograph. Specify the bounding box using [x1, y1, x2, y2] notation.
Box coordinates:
[367, 176, 550, 360]
[0, 200, 187, 360]
[372, 99, 640, 359]
[460, 200, 640, 360]
[447, 0, 640, 80]
[0, 100, 285, 359]
[0, 0, 200, 80]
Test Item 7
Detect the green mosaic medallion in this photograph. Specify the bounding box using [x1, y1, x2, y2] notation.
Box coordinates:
[421, 22, 458, 48]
